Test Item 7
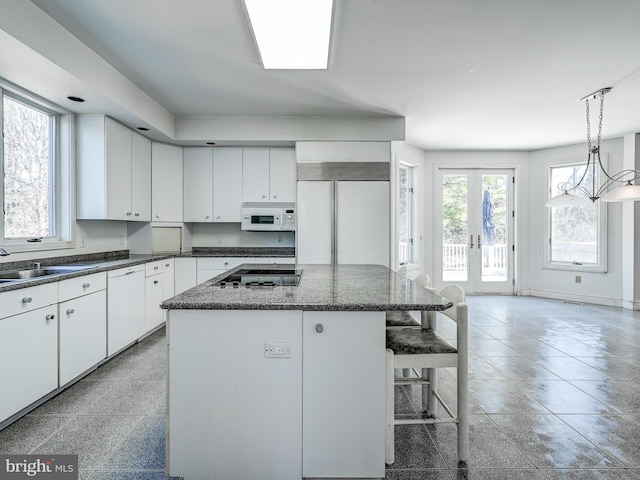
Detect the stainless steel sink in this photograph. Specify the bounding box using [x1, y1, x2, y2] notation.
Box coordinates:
[0, 264, 98, 283]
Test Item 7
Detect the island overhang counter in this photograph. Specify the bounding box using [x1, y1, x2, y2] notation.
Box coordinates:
[162, 264, 452, 480]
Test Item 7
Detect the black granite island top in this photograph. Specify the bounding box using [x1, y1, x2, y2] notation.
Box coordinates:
[161, 264, 453, 312]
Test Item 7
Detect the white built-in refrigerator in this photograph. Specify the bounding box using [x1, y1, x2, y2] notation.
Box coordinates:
[297, 180, 389, 266]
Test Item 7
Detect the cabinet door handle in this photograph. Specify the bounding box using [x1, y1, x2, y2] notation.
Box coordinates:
[22, 297, 33, 303]
[478, 234, 482, 250]
[125, 270, 136, 275]
[46, 314, 55, 321]
[273, 195, 277, 199]
[205, 215, 210, 219]
[155, 214, 160, 219]
[83, 282, 91, 288]
[134, 212, 140, 217]
[154, 280, 159, 285]
[165, 263, 170, 267]
[470, 235, 474, 249]
[262, 195, 267, 199]
[66, 308, 75, 315]
[154, 266, 159, 270]
[126, 212, 132, 216]
[216, 216, 221, 220]
[315, 323, 324, 334]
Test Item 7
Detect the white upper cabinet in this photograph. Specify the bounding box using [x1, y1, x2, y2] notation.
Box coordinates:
[242, 147, 296, 203]
[183, 147, 243, 223]
[183, 148, 214, 222]
[268, 148, 296, 202]
[213, 148, 243, 222]
[242, 147, 270, 202]
[131, 132, 152, 221]
[77, 115, 151, 221]
[152, 143, 183, 222]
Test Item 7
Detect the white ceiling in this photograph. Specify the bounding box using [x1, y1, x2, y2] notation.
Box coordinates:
[20, 0, 640, 150]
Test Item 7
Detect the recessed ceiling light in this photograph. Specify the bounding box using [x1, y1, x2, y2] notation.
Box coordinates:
[244, 0, 333, 69]
[67, 96, 85, 102]
[206, 142, 216, 145]
[137, 127, 149, 131]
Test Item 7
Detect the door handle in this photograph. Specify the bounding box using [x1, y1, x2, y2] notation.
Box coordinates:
[469, 235, 474, 249]
[478, 234, 482, 249]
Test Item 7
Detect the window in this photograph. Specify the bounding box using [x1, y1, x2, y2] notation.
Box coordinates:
[1, 80, 72, 250]
[398, 163, 416, 264]
[545, 159, 606, 272]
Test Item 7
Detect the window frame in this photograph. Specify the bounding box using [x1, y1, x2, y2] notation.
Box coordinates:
[544, 157, 607, 273]
[398, 162, 417, 265]
[1, 78, 74, 252]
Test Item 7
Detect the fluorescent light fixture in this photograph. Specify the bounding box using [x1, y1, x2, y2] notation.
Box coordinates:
[244, 0, 333, 69]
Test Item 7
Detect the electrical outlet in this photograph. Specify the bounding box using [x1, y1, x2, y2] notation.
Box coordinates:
[264, 342, 291, 358]
[575, 275, 582, 284]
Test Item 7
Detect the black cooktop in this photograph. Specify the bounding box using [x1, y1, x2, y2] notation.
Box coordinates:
[214, 268, 303, 288]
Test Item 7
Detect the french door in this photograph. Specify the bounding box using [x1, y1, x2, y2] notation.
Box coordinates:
[435, 169, 514, 294]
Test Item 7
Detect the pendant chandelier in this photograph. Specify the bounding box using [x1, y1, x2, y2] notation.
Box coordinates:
[546, 87, 640, 207]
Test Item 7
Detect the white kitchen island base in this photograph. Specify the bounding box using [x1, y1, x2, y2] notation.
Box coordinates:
[167, 309, 385, 480]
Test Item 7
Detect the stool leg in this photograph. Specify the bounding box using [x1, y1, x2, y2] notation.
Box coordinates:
[385, 348, 395, 465]
[423, 368, 437, 415]
[457, 304, 469, 464]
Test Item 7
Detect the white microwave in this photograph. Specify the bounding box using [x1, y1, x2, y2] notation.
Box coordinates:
[241, 203, 295, 232]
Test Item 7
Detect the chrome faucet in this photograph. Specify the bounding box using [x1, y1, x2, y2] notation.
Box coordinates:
[33, 262, 41, 269]
[0, 247, 10, 256]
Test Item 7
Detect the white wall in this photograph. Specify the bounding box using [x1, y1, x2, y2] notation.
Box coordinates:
[527, 137, 624, 306]
[192, 223, 294, 248]
[0, 220, 126, 264]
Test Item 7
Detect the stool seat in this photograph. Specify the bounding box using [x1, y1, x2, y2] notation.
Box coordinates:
[387, 327, 457, 355]
[385, 311, 420, 327]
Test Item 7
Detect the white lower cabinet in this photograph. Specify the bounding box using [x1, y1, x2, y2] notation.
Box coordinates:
[302, 311, 386, 478]
[252, 256, 294, 265]
[174, 257, 197, 295]
[107, 266, 146, 356]
[167, 309, 385, 479]
[145, 273, 165, 331]
[169, 309, 303, 479]
[196, 257, 244, 284]
[59, 290, 107, 385]
[0, 304, 58, 422]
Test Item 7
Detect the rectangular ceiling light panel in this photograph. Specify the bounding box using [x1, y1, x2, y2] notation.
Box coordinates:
[244, 0, 333, 69]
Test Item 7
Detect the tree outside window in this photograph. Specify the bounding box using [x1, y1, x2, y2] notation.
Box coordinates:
[548, 162, 601, 266]
[2, 94, 55, 240]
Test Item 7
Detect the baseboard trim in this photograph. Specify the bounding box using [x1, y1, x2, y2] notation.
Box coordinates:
[522, 289, 623, 308]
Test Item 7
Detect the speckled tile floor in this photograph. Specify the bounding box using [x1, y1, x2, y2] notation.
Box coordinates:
[1, 296, 640, 479]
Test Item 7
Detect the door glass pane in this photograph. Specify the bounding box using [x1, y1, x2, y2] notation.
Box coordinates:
[442, 174, 468, 282]
[481, 174, 508, 282]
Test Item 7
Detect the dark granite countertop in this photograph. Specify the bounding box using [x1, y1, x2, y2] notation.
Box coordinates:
[0, 251, 174, 293]
[188, 247, 295, 257]
[161, 264, 452, 312]
[0, 248, 295, 293]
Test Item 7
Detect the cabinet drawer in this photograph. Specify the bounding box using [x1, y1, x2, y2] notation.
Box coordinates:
[146, 258, 174, 277]
[0, 282, 58, 319]
[58, 272, 107, 302]
[252, 257, 295, 265]
[196, 257, 245, 271]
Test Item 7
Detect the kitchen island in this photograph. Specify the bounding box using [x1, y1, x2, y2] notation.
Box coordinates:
[162, 264, 452, 480]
